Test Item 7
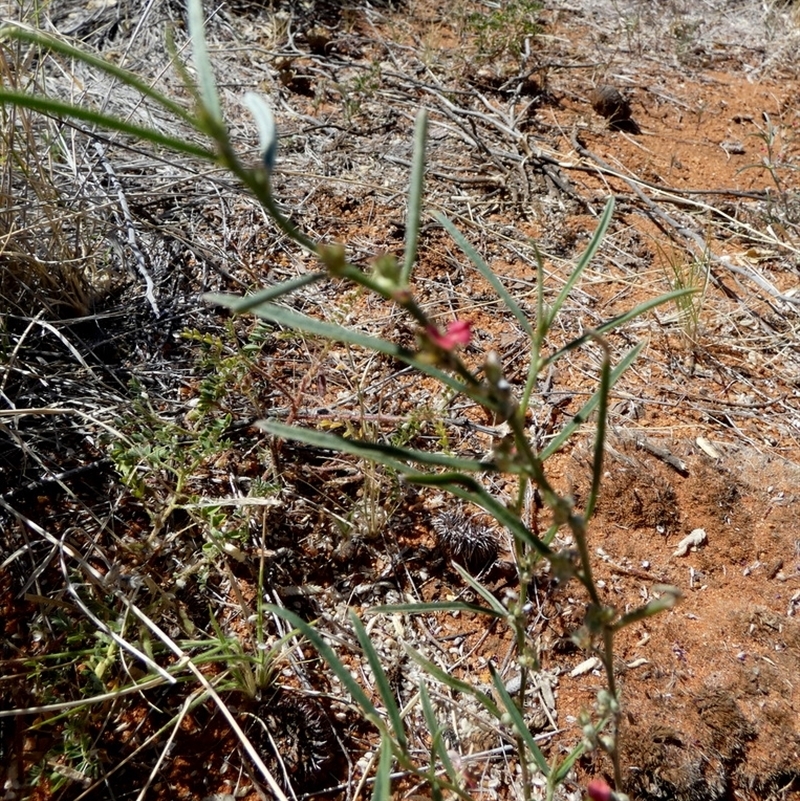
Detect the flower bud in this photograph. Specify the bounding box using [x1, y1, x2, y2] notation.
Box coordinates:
[371, 253, 402, 292]
[319, 243, 347, 275]
[484, 350, 504, 383]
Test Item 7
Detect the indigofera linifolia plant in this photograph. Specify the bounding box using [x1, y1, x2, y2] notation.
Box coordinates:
[0, 4, 693, 798]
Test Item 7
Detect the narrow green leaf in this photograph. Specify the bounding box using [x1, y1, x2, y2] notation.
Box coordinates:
[264, 605, 383, 730]
[546, 197, 614, 329]
[552, 740, 590, 784]
[369, 601, 504, 619]
[238, 301, 471, 395]
[419, 681, 458, 784]
[596, 286, 697, 333]
[613, 585, 681, 631]
[540, 521, 560, 547]
[433, 211, 535, 338]
[401, 473, 553, 560]
[0, 25, 195, 124]
[403, 643, 501, 719]
[535, 243, 546, 338]
[401, 109, 429, 285]
[243, 92, 277, 171]
[450, 563, 509, 618]
[583, 337, 611, 524]
[204, 273, 327, 312]
[371, 737, 393, 801]
[187, 0, 222, 125]
[258, 421, 413, 476]
[540, 287, 695, 370]
[350, 611, 407, 751]
[489, 664, 550, 776]
[540, 342, 644, 460]
[0, 90, 216, 161]
[520, 243, 547, 414]
[259, 420, 498, 474]
[165, 25, 203, 110]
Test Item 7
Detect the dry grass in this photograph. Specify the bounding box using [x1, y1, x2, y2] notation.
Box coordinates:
[0, 51, 99, 318]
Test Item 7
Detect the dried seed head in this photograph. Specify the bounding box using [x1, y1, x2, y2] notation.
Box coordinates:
[590, 84, 631, 122]
[244, 690, 337, 790]
[433, 512, 499, 573]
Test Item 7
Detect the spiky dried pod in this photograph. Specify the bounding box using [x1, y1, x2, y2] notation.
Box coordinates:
[590, 84, 632, 122]
[433, 512, 499, 573]
[243, 690, 337, 790]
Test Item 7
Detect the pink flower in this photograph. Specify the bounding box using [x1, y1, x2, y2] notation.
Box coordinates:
[586, 779, 614, 801]
[425, 320, 471, 351]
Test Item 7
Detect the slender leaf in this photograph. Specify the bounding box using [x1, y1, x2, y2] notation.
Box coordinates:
[540, 520, 560, 547]
[545, 198, 615, 332]
[244, 92, 277, 171]
[433, 211, 535, 338]
[451, 563, 509, 618]
[597, 285, 697, 332]
[372, 737, 393, 801]
[489, 664, 550, 776]
[583, 336, 611, 524]
[419, 681, 458, 785]
[403, 473, 554, 560]
[613, 585, 681, 631]
[0, 24, 195, 124]
[350, 611, 407, 750]
[540, 287, 695, 371]
[187, 0, 222, 125]
[258, 421, 415, 477]
[520, 243, 547, 415]
[264, 605, 383, 730]
[403, 644, 501, 719]
[259, 419, 499, 474]
[552, 740, 590, 784]
[370, 601, 504, 619]
[535, 243, 546, 339]
[423, 479, 554, 561]
[0, 90, 216, 161]
[204, 272, 326, 313]
[239, 301, 473, 395]
[540, 342, 644, 460]
[401, 110, 429, 285]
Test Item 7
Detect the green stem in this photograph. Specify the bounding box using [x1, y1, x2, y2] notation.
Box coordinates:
[515, 577, 532, 801]
[569, 513, 602, 607]
[602, 626, 624, 793]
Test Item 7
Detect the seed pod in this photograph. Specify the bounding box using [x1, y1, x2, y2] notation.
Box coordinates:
[433, 512, 499, 573]
[243, 690, 337, 790]
[590, 84, 632, 123]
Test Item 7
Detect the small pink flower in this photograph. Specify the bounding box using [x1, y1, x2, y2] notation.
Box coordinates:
[426, 320, 471, 351]
[586, 778, 614, 801]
